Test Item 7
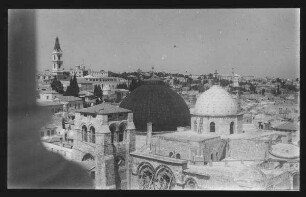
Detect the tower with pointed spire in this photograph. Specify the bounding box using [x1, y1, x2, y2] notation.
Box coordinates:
[52, 37, 64, 79]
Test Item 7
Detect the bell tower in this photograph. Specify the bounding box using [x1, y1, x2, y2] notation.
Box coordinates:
[52, 37, 64, 79]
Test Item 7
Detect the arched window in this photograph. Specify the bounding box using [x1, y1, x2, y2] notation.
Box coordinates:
[109, 124, 117, 144]
[194, 120, 197, 132]
[82, 125, 88, 142]
[118, 123, 126, 142]
[90, 126, 95, 143]
[210, 122, 215, 133]
[293, 173, 299, 190]
[176, 153, 181, 159]
[230, 122, 234, 135]
[82, 153, 95, 161]
[211, 153, 214, 161]
[169, 152, 174, 158]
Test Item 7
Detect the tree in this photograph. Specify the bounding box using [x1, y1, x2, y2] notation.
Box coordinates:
[261, 89, 265, 96]
[249, 83, 256, 93]
[129, 79, 141, 92]
[64, 75, 79, 97]
[220, 79, 230, 87]
[96, 85, 103, 99]
[51, 76, 64, 94]
[64, 78, 73, 96]
[93, 85, 97, 97]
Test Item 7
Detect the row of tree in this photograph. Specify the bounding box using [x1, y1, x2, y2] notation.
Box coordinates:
[93, 85, 103, 99]
[50, 75, 80, 97]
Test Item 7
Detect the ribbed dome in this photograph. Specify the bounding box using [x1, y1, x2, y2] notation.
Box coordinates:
[119, 78, 190, 132]
[193, 85, 238, 116]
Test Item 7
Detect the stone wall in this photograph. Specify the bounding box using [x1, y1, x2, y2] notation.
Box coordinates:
[228, 138, 269, 160]
[42, 142, 76, 160]
[151, 137, 195, 160]
[183, 172, 240, 190]
[191, 115, 243, 135]
[131, 155, 187, 187]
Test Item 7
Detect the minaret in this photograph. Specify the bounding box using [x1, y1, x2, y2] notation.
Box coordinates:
[231, 69, 241, 112]
[52, 37, 64, 79]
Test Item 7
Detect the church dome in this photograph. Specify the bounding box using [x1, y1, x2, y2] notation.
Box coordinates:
[193, 85, 238, 116]
[119, 75, 190, 132]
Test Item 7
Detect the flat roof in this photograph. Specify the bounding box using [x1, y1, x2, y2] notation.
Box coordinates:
[36, 100, 64, 106]
[76, 103, 131, 115]
[156, 131, 220, 142]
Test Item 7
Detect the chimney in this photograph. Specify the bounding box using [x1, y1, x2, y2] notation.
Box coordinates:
[146, 122, 153, 149]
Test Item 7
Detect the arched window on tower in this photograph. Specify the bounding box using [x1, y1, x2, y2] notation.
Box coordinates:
[210, 122, 215, 133]
[230, 122, 234, 135]
[90, 126, 95, 143]
[82, 125, 88, 142]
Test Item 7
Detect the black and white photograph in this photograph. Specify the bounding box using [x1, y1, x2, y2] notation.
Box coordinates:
[8, 9, 300, 190]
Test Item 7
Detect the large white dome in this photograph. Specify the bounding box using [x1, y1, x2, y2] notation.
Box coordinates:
[193, 85, 238, 116]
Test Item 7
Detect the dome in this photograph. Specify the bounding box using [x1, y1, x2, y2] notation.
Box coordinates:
[193, 85, 238, 116]
[119, 76, 190, 132]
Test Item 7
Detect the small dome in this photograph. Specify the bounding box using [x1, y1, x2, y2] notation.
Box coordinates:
[193, 85, 238, 116]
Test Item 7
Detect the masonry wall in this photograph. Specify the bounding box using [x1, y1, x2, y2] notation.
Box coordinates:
[191, 115, 243, 135]
[151, 137, 196, 160]
[42, 142, 76, 160]
[227, 138, 269, 160]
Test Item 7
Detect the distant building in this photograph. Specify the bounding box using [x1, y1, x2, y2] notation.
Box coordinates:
[70, 65, 89, 77]
[88, 69, 108, 78]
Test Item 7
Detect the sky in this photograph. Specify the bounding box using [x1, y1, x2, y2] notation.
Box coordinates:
[35, 9, 300, 79]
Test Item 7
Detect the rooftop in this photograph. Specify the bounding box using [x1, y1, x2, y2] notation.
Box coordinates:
[57, 95, 83, 102]
[36, 100, 64, 106]
[76, 78, 94, 84]
[156, 131, 220, 142]
[39, 90, 60, 94]
[272, 122, 299, 131]
[76, 103, 131, 115]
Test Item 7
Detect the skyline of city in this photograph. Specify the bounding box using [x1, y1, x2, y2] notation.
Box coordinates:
[36, 9, 299, 79]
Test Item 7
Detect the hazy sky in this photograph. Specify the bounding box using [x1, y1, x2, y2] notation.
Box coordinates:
[36, 9, 300, 79]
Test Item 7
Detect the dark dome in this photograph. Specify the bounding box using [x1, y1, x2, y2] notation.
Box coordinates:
[120, 76, 190, 132]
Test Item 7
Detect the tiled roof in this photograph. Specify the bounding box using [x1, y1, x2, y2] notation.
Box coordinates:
[76, 103, 131, 115]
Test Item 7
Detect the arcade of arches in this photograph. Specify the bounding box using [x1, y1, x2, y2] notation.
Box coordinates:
[82, 125, 96, 143]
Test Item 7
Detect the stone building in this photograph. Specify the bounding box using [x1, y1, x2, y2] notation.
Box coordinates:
[191, 85, 243, 135]
[43, 103, 136, 189]
[128, 85, 296, 190]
